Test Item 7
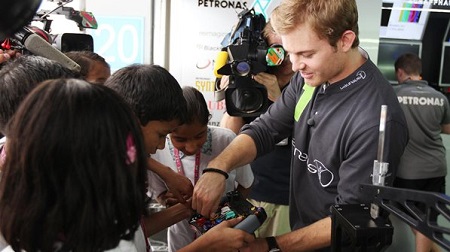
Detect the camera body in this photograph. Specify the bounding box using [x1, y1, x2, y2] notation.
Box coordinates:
[1, 1, 96, 54]
[222, 10, 268, 77]
[0, 0, 96, 72]
[217, 9, 270, 117]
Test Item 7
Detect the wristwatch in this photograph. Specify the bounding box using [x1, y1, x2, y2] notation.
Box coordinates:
[266, 236, 281, 252]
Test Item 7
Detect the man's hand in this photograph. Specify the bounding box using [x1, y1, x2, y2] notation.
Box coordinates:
[193, 135, 257, 218]
[204, 217, 255, 251]
[180, 217, 255, 252]
[192, 171, 226, 218]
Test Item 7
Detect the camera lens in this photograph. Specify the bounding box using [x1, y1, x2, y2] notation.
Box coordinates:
[229, 87, 264, 114]
[234, 61, 251, 76]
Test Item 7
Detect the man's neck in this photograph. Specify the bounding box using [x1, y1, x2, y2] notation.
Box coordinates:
[402, 75, 421, 83]
[329, 47, 366, 85]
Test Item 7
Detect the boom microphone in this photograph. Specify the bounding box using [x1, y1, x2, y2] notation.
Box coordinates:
[15, 28, 81, 72]
[213, 50, 229, 78]
[213, 50, 230, 102]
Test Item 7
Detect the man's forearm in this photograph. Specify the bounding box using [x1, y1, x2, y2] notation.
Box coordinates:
[207, 134, 257, 172]
[441, 123, 450, 134]
[277, 217, 331, 251]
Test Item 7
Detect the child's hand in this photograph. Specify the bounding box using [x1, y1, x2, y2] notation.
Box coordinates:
[0, 49, 20, 64]
[158, 191, 182, 208]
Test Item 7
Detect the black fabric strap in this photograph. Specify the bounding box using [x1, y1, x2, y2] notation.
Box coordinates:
[266, 236, 281, 251]
[202, 168, 229, 179]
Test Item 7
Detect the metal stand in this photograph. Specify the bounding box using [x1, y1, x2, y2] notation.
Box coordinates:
[331, 204, 393, 252]
[331, 184, 450, 251]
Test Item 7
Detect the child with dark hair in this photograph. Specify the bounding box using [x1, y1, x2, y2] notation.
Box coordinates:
[0, 56, 80, 250]
[0, 55, 79, 135]
[105, 65, 255, 251]
[150, 86, 254, 252]
[0, 79, 149, 251]
[65, 50, 111, 84]
[0, 55, 79, 175]
[104, 64, 193, 208]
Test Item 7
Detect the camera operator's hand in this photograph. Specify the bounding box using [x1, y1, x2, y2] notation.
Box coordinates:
[253, 72, 282, 102]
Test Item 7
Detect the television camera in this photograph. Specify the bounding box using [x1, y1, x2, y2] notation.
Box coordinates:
[33, 0, 97, 52]
[0, 0, 97, 72]
[214, 8, 286, 117]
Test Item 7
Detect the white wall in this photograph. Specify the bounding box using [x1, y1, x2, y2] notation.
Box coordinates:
[35, 0, 153, 72]
[357, 0, 382, 64]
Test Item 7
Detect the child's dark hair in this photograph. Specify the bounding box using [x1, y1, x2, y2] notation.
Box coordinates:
[104, 64, 187, 126]
[182, 86, 211, 125]
[65, 50, 110, 79]
[0, 55, 79, 134]
[0, 78, 148, 252]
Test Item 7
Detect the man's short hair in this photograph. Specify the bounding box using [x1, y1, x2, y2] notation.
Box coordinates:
[271, 0, 360, 48]
[394, 53, 422, 76]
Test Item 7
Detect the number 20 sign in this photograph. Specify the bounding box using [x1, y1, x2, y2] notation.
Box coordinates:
[88, 16, 145, 72]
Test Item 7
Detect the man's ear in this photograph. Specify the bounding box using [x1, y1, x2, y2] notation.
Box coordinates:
[339, 30, 356, 52]
[396, 68, 406, 83]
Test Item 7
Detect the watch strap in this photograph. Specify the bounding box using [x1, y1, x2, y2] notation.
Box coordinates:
[266, 236, 281, 251]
